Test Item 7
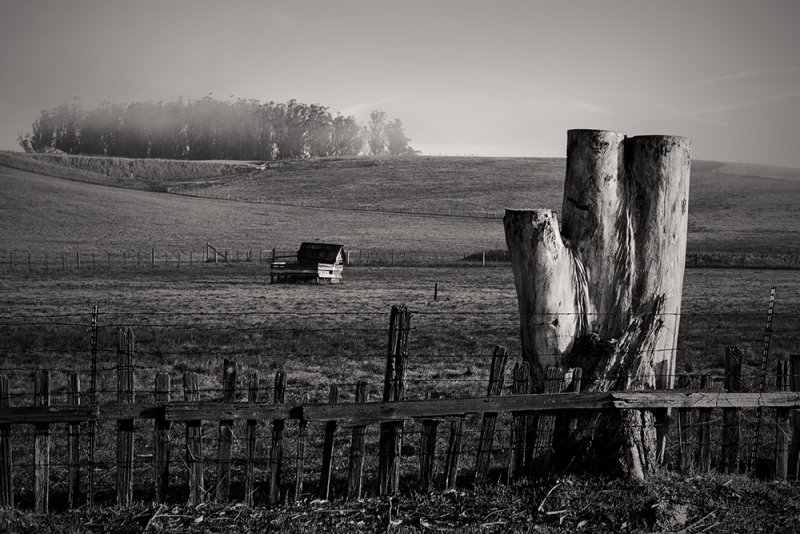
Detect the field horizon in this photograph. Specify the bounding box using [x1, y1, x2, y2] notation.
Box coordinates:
[2, 152, 799, 256]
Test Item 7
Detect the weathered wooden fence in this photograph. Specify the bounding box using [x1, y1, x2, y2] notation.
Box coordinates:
[2, 347, 800, 512]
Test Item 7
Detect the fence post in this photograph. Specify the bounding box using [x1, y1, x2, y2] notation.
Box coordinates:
[294, 392, 309, 503]
[246, 371, 259, 506]
[268, 371, 286, 505]
[116, 327, 135, 507]
[154, 372, 171, 503]
[216, 359, 237, 502]
[0, 375, 12, 508]
[418, 392, 440, 493]
[318, 384, 339, 500]
[676, 375, 695, 472]
[695, 375, 713, 472]
[475, 346, 508, 484]
[531, 367, 565, 477]
[184, 372, 204, 505]
[721, 347, 742, 473]
[68, 373, 81, 508]
[34, 369, 50, 514]
[76, 250, 80, 269]
[508, 361, 531, 481]
[346, 381, 368, 501]
[443, 418, 464, 490]
[791, 354, 800, 479]
[378, 304, 410, 496]
[775, 357, 791, 479]
[152, 249, 155, 266]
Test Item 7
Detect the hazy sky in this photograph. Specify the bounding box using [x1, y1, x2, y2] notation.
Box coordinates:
[1, 0, 799, 167]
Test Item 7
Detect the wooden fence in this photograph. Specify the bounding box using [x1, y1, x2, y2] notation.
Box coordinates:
[2, 337, 800, 512]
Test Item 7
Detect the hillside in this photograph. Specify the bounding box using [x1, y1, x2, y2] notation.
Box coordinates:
[1, 153, 799, 255]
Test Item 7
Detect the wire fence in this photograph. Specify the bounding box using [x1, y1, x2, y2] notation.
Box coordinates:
[2, 248, 800, 271]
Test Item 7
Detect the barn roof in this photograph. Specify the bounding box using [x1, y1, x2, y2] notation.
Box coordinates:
[298, 242, 344, 263]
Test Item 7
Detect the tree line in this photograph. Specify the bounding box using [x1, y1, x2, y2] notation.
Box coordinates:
[17, 97, 414, 160]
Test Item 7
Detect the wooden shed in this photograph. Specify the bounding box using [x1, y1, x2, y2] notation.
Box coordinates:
[270, 242, 345, 284]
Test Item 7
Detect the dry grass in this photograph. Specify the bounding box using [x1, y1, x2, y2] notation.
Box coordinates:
[3, 153, 800, 256]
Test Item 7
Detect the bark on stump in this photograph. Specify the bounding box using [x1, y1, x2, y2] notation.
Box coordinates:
[504, 129, 691, 479]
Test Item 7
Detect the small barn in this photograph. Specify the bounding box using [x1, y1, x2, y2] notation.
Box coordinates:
[270, 242, 345, 284]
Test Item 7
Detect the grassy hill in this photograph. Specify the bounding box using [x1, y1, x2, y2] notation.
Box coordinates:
[1, 152, 799, 255]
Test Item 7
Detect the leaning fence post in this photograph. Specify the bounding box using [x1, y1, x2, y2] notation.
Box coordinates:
[443, 417, 464, 490]
[216, 359, 237, 502]
[246, 371, 259, 506]
[475, 346, 508, 484]
[34, 369, 50, 514]
[775, 357, 791, 479]
[318, 384, 339, 500]
[68, 373, 81, 508]
[721, 347, 742, 473]
[268, 371, 286, 505]
[0, 375, 13, 508]
[154, 372, 171, 503]
[184, 372, 204, 505]
[346, 381, 368, 501]
[116, 327, 135, 507]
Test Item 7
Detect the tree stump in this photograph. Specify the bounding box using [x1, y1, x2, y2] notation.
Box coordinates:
[504, 129, 691, 479]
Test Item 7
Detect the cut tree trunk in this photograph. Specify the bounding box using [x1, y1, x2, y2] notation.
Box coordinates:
[504, 129, 691, 479]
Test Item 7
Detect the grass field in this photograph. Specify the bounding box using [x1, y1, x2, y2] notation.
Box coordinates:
[2, 153, 800, 255]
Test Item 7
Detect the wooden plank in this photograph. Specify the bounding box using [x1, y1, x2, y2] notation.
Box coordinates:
[68, 373, 81, 509]
[294, 393, 309, 503]
[216, 359, 237, 502]
[790, 354, 800, 479]
[245, 371, 259, 507]
[303, 391, 800, 424]
[0, 406, 97, 424]
[164, 402, 291, 422]
[418, 393, 439, 494]
[268, 371, 286, 505]
[721, 347, 742, 474]
[34, 369, 50, 514]
[0, 375, 13, 508]
[318, 384, 339, 500]
[695, 375, 712, 472]
[346, 382, 368, 501]
[154, 372, 171, 503]
[531, 367, 565, 476]
[184, 372, 204, 505]
[677, 375, 694, 472]
[775, 358, 790, 480]
[508, 362, 531, 481]
[443, 418, 464, 490]
[116, 326, 135, 507]
[475, 346, 508, 484]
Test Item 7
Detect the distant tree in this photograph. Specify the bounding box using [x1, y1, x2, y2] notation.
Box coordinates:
[18, 98, 412, 161]
[367, 110, 387, 155]
[331, 114, 363, 156]
[384, 118, 413, 155]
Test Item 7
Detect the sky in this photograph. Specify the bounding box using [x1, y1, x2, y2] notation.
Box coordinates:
[1, 0, 799, 167]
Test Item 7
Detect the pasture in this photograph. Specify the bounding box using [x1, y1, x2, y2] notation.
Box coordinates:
[1, 154, 800, 532]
